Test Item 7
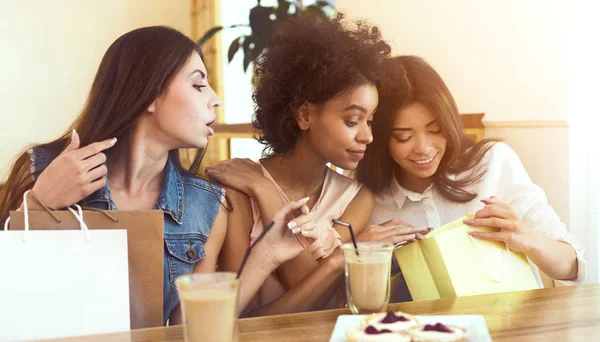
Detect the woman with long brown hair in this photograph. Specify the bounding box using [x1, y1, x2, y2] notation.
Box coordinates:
[357, 55, 586, 301]
[0, 26, 319, 325]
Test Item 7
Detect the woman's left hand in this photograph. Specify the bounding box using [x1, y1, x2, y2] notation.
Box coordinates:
[254, 197, 313, 269]
[464, 196, 540, 253]
[205, 158, 269, 197]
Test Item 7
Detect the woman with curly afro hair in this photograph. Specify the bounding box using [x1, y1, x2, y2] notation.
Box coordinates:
[205, 14, 413, 316]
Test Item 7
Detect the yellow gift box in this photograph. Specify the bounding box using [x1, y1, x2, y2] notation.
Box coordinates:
[394, 215, 539, 301]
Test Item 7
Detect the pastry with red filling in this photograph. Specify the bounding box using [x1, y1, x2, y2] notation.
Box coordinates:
[408, 323, 467, 342]
[360, 311, 419, 333]
[346, 325, 411, 342]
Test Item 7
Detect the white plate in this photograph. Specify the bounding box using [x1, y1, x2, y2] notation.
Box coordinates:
[329, 314, 491, 342]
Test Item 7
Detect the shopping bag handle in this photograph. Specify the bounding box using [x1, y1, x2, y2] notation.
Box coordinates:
[2, 190, 37, 240]
[2, 191, 118, 234]
[3, 214, 10, 233]
[3, 192, 91, 242]
[79, 206, 119, 223]
[67, 204, 91, 241]
[3, 190, 61, 232]
[468, 234, 508, 283]
[27, 190, 62, 223]
[27, 190, 117, 223]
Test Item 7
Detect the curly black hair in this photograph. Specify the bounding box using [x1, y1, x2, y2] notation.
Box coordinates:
[252, 13, 391, 156]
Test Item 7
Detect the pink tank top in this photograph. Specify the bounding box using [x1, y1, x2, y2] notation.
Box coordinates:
[250, 163, 362, 307]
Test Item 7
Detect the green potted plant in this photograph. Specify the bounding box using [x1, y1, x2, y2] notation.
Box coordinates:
[198, 0, 335, 72]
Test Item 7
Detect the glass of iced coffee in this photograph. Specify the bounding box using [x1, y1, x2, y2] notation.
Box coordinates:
[341, 242, 394, 314]
[175, 272, 239, 342]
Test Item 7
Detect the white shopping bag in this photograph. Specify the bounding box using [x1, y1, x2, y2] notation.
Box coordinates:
[0, 192, 130, 341]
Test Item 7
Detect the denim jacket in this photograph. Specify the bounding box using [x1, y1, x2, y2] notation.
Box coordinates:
[28, 144, 225, 325]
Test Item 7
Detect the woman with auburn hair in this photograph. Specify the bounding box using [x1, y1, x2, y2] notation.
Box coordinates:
[204, 15, 421, 316]
[357, 55, 586, 301]
[0, 26, 320, 325]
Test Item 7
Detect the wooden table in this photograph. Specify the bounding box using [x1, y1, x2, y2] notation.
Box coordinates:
[47, 284, 600, 341]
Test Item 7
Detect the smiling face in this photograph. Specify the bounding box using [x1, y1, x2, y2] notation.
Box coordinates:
[147, 52, 222, 150]
[301, 83, 379, 170]
[388, 102, 447, 191]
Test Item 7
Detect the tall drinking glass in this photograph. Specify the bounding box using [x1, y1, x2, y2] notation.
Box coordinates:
[176, 272, 239, 342]
[341, 242, 394, 314]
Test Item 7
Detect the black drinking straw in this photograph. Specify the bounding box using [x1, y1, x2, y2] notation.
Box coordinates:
[332, 219, 360, 257]
[236, 221, 275, 279]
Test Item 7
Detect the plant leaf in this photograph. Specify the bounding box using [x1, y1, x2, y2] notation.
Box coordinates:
[283, 0, 302, 11]
[301, 5, 327, 17]
[242, 36, 255, 72]
[197, 26, 224, 46]
[276, 0, 291, 19]
[250, 41, 265, 61]
[197, 24, 249, 46]
[249, 5, 275, 36]
[243, 53, 253, 72]
[315, 0, 333, 7]
[228, 37, 242, 62]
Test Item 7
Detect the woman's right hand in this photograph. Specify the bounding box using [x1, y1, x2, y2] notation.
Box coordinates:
[30, 130, 117, 209]
[357, 218, 431, 245]
[205, 158, 270, 198]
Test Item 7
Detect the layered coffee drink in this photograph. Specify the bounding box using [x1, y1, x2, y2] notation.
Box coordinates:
[342, 242, 394, 314]
[176, 273, 239, 342]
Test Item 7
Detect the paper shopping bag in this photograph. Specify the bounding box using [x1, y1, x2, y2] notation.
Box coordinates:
[9, 208, 164, 329]
[394, 215, 539, 301]
[0, 206, 130, 340]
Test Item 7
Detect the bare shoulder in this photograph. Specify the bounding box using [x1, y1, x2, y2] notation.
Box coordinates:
[220, 185, 254, 239]
[221, 185, 252, 213]
[339, 185, 375, 234]
[352, 185, 374, 206]
[217, 185, 255, 272]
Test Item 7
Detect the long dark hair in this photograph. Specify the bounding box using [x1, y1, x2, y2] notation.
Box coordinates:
[0, 26, 208, 222]
[357, 56, 496, 202]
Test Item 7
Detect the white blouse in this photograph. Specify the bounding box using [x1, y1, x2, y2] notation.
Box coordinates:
[370, 142, 587, 285]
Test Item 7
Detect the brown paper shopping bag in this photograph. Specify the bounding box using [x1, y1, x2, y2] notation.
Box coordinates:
[9, 209, 164, 329]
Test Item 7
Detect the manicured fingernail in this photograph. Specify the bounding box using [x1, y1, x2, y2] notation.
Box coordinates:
[287, 221, 298, 229]
[301, 230, 310, 236]
[292, 228, 301, 234]
[299, 197, 309, 203]
[110, 137, 117, 145]
[463, 219, 475, 225]
[468, 232, 477, 236]
[71, 129, 76, 138]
